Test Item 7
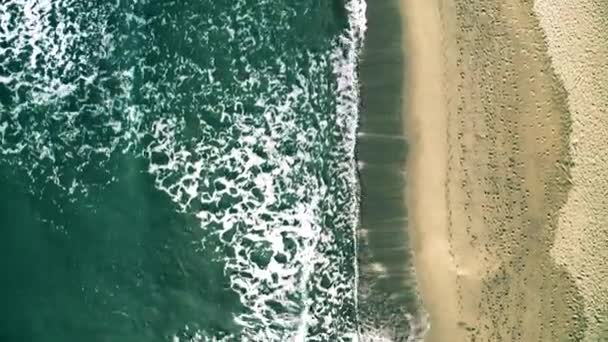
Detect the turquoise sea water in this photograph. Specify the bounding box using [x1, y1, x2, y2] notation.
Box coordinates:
[0, 0, 369, 341]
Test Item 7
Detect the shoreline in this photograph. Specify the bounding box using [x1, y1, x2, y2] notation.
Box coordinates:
[401, 0, 591, 340]
[355, 0, 425, 339]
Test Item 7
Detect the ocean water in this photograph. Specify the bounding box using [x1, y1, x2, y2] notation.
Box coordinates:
[0, 0, 369, 341]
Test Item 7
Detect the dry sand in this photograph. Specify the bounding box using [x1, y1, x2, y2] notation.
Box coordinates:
[401, 0, 604, 340]
[533, 1, 608, 340]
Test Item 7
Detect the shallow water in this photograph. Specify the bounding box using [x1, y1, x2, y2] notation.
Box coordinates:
[356, 0, 425, 340]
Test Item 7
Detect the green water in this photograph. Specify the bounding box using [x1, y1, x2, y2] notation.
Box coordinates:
[0, 154, 241, 341]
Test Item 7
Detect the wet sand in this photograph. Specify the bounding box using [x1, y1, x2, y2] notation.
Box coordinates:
[356, 0, 427, 340]
[400, 0, 454, 340]
[402, 0, 598, 340]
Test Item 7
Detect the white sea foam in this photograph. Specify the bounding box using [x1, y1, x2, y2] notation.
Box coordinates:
[331, 0, 367, 340]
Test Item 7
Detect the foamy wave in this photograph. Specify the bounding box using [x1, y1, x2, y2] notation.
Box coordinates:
[165, 0, 369, 340]
[329, 0, 367, 340]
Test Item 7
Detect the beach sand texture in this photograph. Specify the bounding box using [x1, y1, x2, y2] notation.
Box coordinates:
[533, 1, 608, 340]
[402, 0, 606, 340]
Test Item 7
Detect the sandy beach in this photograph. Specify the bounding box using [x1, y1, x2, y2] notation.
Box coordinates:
[402, 0, 606, 340]
[533, 1, 608, 340]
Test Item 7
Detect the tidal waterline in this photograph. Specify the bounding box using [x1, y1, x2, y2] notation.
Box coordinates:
[356, 0, 425, 340]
